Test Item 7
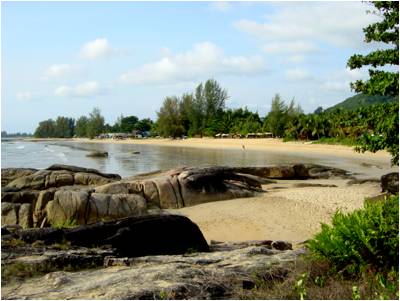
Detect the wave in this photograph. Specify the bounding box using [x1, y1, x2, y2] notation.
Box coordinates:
[16, 145, 25, 149]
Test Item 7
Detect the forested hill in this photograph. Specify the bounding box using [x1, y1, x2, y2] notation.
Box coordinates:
[325, 94, 398, 112]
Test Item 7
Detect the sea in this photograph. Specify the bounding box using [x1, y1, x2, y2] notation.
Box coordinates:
[1, 138, 394, 178]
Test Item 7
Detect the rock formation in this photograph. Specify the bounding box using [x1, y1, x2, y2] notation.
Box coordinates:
[2, 226, 303, 299]
[2, 164, 351, 228]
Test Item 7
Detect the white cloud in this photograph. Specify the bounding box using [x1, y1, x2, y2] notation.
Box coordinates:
[234, 2, 380, 51]
[54, 81, 105, 97]
[79, 38, 114, 60]
[321, 67, 369, 92]
[210, 1, 231, 12]
[285, 68, 311, 81]
[16, 92, 33, 101]
[262, 41, 318, 54]
[42, 64, 83, 80]
[321, 81, 349, 92]
[120, 42, 266, 85]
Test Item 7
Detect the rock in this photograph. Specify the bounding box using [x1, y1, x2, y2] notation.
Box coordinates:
[1, 239, 304, 300]
[86, 151, 108, 158]
[19, 203, 33, 229]
[1, 191, 39, 204]
[87, 193, 147, 224]
[272, 240, 292, 251]
[33, 190, 56, 227]
[46, 164, 121, 180]
[2, 203, 20, 226]
[73, 172, 115, 186]
[6, 170, 51, 190]
[45, 190, 90, 226]
[1, 168, 38, 186]
[13, 215, 210, 257]
[381, 172, 399, 194]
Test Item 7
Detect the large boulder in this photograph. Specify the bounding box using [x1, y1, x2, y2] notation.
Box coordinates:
[14, 215, 210, 257]
[381, 172, 399, 194]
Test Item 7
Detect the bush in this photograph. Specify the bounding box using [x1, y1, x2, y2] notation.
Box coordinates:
[307, 195, 399, 273]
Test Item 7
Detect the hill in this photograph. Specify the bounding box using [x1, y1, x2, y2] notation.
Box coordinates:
[325, 94, 398, 112]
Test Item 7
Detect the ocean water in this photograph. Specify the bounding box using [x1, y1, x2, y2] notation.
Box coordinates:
[1, 139, 394, 178]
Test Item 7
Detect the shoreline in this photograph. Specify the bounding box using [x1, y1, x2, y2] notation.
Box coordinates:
[24, 137, 391, 160]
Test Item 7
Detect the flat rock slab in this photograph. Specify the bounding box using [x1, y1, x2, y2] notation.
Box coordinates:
[2, 241, 305, 300]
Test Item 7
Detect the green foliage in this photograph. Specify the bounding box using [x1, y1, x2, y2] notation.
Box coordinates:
[354, 102, 399, 165]
[307, 195, 399, 274]
[347, 2, 399, 96]
[86, 107, 105, 138]
[156, 96, 185, 138]
[75, 116, 89, 137]
[51, 218, 78, 229]
[264, 95, 302, 138]
[325, 93, 398, 112]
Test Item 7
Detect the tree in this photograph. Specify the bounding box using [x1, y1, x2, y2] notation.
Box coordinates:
[75, 116, 89, 137]
[54, 116, 74, 138]
[86, 107, 105, 138]
[119, 115, 139, 133]
[34, 119, 56, 138]
[347, 2, 399, 96]
[135, 118, 153, 132]
[265, 94, 286, 137]
[347, 2, 399, 165]
[156, 96, 184, 138]
[314, 106, 324, 115]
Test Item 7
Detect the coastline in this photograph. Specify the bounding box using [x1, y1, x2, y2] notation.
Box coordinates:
[25, 137, 392, 160]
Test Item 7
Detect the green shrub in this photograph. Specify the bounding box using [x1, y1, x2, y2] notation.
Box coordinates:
[307, 195, 399, 273]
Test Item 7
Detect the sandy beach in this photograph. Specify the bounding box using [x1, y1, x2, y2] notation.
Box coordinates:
[168, 178, 383, 244]
[71, 137, 391, 160]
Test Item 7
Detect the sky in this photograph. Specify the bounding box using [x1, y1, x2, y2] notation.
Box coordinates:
[2, 1, 384, 133]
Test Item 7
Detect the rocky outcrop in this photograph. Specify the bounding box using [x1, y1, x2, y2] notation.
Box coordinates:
[1, 168, 37, 186]
[381, 172, 399, 194]
[2, 235, 303, 299]
[5, 165, 120, 191]
[2, 164, 352, 228]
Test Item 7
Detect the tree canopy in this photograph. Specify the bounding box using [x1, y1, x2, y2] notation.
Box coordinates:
[347, 1, 399, 96]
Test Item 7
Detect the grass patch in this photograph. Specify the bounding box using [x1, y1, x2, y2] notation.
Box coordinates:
[312, 137, 357, 146]
[51, 218, 79, 229]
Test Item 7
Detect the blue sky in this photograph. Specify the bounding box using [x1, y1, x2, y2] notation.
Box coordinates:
[2, 1, 382, 133]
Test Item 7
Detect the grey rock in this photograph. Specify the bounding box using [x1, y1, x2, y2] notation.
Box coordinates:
[381, 172, 399, 194]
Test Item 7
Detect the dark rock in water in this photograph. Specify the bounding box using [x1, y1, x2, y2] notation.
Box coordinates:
[132, 151, 141, 154]
[46, 164, 120, 180]
[381, 172, 399, 194]
[86, 151, 108, 158]
[12, 215, 210, 257]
